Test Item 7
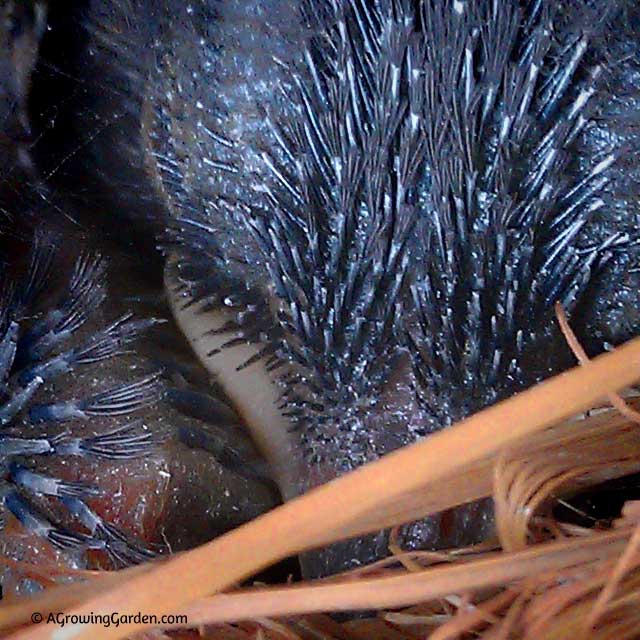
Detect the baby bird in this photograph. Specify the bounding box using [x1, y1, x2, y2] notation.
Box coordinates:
[0, 5, 277, 591]
[21, 0, 640, 578]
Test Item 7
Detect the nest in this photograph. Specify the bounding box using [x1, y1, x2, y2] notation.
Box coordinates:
[2, 310, 640, 640]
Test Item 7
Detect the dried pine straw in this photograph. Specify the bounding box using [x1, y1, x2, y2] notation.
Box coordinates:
[3, 327, 640, 639]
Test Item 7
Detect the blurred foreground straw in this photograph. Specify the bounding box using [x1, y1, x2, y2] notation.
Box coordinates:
[3, 336, 640, 640]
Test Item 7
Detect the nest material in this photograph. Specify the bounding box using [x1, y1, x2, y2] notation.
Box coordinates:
[2, 329, 640, 639]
